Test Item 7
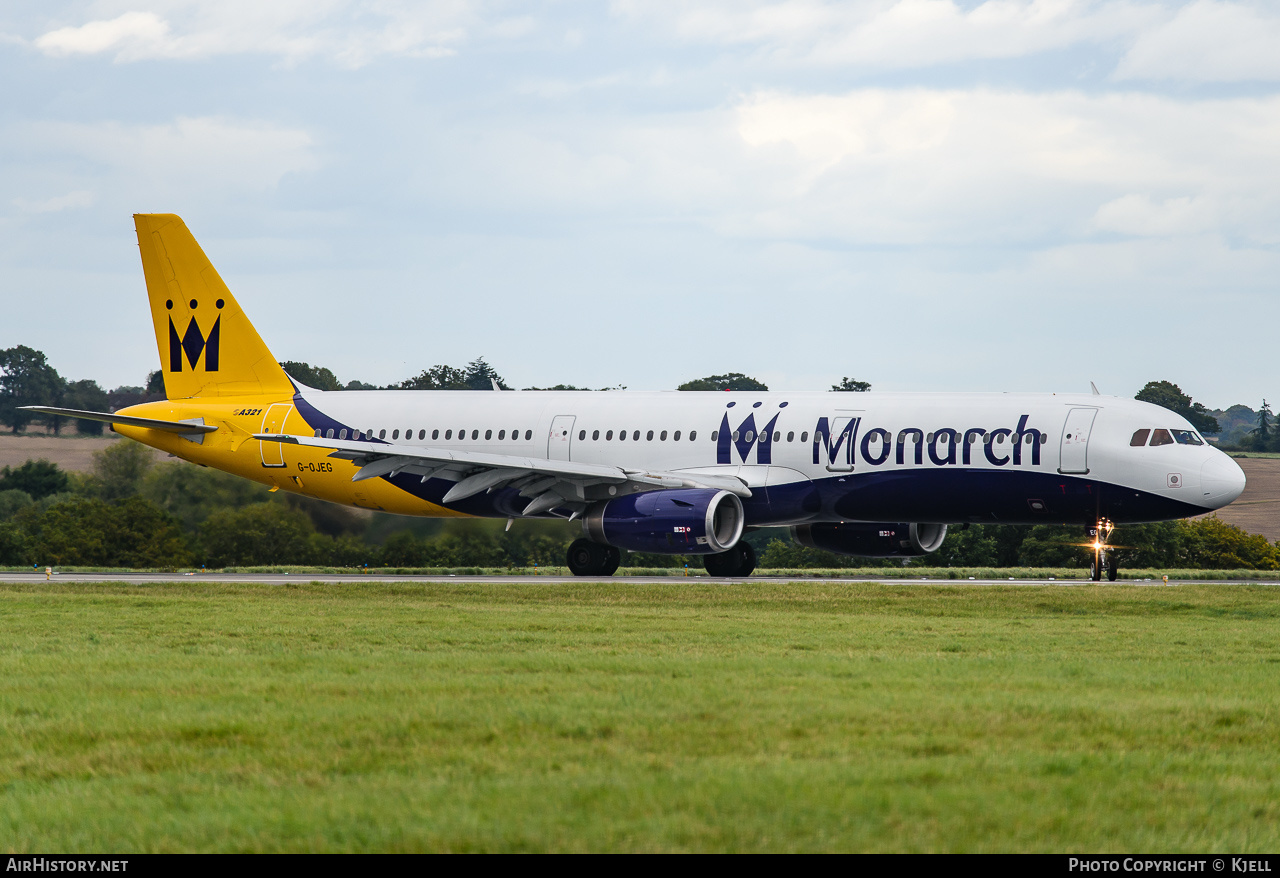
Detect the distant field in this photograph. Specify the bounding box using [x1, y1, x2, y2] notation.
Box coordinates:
[0, 433, 155, 473]
[1, 580, 1278, 852]
[1207, 458, 1280, 541]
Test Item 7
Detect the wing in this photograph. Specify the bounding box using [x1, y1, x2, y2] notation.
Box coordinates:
[256, 432, 750, 518]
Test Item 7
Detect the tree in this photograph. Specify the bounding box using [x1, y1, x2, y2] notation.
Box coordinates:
[678, 373, 769, 392]
[0, 345, 64, 433]
[62, 379, 110, 435]
[0, 460, 69, 500]
[199, 503, 320, 567]
[401, 357, 508, 391]
[1135, 380, 1220, 434]
[17, 495, 192, 567]
[145, 370, 166, 399]
[1257, 399, 1272, 446]
[832, 377, 871, 392]
[81, 441, 154, 501]
[280, 361, 343, 392]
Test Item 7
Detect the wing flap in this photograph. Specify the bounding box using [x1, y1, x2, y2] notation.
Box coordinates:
[254, 432, 753, 506]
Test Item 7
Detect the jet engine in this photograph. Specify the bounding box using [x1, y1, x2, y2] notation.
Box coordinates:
[584, 488, 744, 555]
[790, 522, 948, 558]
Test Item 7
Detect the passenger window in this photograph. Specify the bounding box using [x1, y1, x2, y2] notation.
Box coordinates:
[524, 430, 532, 441]
[1130, 429, 1150, 447]
[745, 431, 754, 442]
[620, 430, 627, 441]
[314, 429, 321, 438]
[379, 429, 386, 439]
[445, 430, 452, 440]
[633, 430, 640, 441]
[800, 432, 808, 443]
[497, 430, 505, 440]
[416, 429, 423, 440]
[732, 431, 740, 442]
[1172, 430, 1204, 446]
[592, 430, 600, 440]
[673, 430, 681, 441]
[485, 429, 492, 440]
[606, 430, 613, 440]
[1150, 429, 1174, 447]
[326, 429, 334, 439]
[689, 431, 696, 441]
[432, 429, 439, 440]
[711, 431, 718, 441]
[774, 431, 780, 443]
[787, 431, 794, 442]
[660, 431, 667, 441]
[579, 430, 586, 440]
[647, 430, 654, 441]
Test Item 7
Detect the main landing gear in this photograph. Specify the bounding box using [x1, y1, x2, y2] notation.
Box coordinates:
[566, 539, 621, 577]
[704, 541, 757, 578]
[1088, 520, 1118, 582]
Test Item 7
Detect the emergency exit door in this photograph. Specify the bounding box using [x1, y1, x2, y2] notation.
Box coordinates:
[260, 403, 293, 467]
[548, 415, 576, 461]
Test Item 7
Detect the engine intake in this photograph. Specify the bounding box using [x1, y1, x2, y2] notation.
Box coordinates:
[791, 522, 947, 558]
[585, 488, 744, 555]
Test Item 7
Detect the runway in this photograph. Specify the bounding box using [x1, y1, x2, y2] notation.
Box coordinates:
[0, 572, 1264, 586]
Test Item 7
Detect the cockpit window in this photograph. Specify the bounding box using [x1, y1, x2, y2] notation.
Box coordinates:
[1172, 429, 1204, 446]
[1149, 429, 1174, 447]
[1130, 429, 1150, 447]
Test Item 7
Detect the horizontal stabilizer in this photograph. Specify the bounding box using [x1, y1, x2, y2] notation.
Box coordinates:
[19, 406, 217, 434]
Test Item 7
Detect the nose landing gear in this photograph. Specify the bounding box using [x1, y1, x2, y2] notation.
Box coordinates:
[1088, 520, 1118, 582]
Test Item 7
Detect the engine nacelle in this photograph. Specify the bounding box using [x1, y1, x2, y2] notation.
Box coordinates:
[584, 489, 744, 555]
[790, 522, 948, 558]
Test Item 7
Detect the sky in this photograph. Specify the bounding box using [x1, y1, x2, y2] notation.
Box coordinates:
[1, 0, 1277, 408]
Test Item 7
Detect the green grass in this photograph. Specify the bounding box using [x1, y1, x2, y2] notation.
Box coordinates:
[7, 565, 1280, 580]
[2, 581, 1280, 852]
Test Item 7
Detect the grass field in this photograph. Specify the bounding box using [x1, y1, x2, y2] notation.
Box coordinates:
[2, 580, 1279, 852]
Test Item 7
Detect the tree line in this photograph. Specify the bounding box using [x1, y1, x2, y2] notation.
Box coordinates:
[1, 443, 1275, 571]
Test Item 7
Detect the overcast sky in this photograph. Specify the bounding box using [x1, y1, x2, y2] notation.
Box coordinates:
[2, 1, 1277, 407]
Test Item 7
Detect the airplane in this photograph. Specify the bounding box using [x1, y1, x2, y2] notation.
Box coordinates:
[24, 214, 1247, 580]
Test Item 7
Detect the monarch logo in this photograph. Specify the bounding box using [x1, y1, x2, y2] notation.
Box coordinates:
[813, 416, 861, 467]
[717, 408, 781, 465]
[166, 298, 221, 372]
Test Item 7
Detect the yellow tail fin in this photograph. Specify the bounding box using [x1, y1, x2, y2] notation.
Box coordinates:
[135, 214, 293, 400]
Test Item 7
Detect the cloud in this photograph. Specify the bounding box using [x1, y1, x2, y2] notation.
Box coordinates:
[405, 85, 1280, 251]
[30, 1, 477, 66]
[35, 11, 171, 58]
[11, 191, 95, 213]
[1090, 194, 1215, 236]
[612, 0, 1162, 68]
[6, 116, 320, 207]
[1115, 0, 1280, 81]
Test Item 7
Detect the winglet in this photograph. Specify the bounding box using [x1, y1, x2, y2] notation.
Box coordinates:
[1090, 382, 1101, 396]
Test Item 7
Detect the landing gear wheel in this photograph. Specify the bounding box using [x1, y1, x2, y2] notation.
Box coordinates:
[703, 542, 756, 578]
[1107, 557, 1118, 582]
[567, 539, 617, 577]
[1090, 548, 1103, 582]
[601, 545, 621, 577]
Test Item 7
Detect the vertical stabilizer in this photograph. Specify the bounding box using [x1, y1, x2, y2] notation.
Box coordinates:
[134, 214, 293, 400]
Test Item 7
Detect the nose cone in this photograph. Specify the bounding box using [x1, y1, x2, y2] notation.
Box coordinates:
[1200, 454, 1247, 509]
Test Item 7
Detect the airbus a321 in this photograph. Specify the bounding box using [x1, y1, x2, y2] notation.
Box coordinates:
[25, 214, 1247, 579]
